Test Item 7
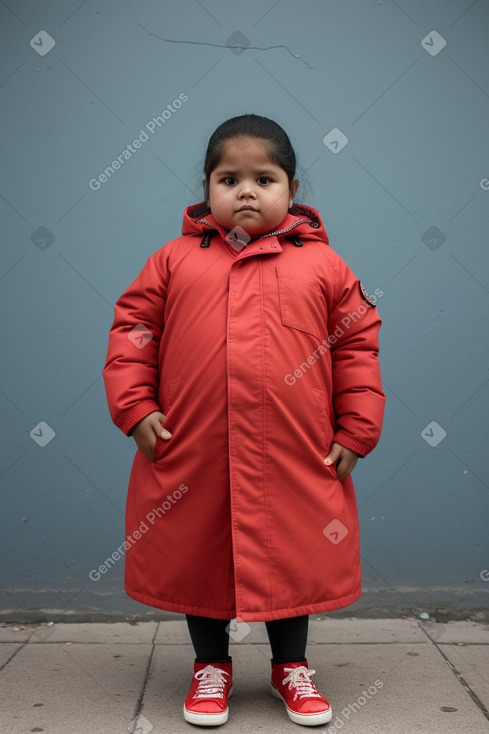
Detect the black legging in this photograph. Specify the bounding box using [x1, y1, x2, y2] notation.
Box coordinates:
[186, 614, 309, 664]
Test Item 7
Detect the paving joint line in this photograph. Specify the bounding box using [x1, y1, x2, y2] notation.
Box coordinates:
[0, 641, 29, 673]
[131, 622, 160, 724]
[418, 622, 489, 721]
[0, 640, 454, 646]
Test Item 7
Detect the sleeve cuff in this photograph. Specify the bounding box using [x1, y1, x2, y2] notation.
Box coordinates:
[332, 430, 374, 458]
[115, 400, 162, 436]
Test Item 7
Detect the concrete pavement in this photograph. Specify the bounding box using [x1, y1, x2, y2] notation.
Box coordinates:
[0, 617, 488, 733]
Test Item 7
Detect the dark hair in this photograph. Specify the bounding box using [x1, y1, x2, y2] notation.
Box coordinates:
[202, 114, 297, 202]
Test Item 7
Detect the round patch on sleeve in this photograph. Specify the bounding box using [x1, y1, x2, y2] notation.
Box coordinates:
[359, 281, 377, 306]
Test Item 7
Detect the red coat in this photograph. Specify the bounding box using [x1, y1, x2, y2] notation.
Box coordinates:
[103, 204, 385, 621]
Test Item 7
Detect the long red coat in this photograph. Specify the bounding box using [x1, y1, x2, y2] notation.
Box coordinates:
[103, 204, 385, 622]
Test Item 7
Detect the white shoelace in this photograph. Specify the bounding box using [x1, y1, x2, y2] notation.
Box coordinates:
[193, 665, 230, 699]
[282, 666, 323, 701]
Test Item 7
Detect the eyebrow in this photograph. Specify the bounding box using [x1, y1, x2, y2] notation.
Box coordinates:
[214, 169, 277, 176]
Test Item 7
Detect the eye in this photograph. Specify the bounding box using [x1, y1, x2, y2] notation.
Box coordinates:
[223, 177, 236, 185]
[258, 176, 272, 185]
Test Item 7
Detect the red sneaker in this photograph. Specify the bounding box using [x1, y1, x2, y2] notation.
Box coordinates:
[183, 661, 233, 726]
[271, 660, 332, 726]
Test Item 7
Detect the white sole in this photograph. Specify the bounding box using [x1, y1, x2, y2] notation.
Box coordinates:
[183, 686, 233, 726]
[271, 683, 333, 726]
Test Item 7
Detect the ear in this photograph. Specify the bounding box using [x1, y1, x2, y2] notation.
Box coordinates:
[289, 179, 299, 207]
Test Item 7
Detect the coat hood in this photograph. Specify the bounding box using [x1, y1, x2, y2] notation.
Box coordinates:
[182, 202, 330, 246]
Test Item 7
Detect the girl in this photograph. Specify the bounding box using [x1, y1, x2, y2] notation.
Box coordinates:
[103, 114, 385, 727]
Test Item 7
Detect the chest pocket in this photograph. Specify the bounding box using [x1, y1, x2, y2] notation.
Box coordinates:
[276, 267, 326, 341]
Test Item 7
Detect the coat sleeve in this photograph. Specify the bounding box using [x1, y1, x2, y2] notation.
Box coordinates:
[327, 254, 385, 458]
[103, 246, 170, 436]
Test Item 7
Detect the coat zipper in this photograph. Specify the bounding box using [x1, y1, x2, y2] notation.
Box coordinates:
[196, 218, 312, 241]
[256, 219, 311, 240]
[196, 218, 218, 229]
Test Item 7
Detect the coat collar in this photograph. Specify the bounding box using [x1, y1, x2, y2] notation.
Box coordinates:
[181, 203, 329, 247]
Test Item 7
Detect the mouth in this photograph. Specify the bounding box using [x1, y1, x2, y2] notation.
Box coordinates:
[237, 205, 258, 212]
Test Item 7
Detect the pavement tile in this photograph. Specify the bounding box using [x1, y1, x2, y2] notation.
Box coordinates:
[439, 644, 489, 713]
[306, 617, 426, 644]
[0, 642, 150, 734]
[309, 642, 489, 733]
[0, 643, 22, 668]
[154, 619, 194, 645]
[0, 625, 33, 643]
[420, 619, 489, 644]
[27, 621, 158, 644]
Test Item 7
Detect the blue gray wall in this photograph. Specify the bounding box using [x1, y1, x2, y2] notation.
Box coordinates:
[1, 0, 488, 619]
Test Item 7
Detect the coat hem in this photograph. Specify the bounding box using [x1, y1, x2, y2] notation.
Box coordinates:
[236, 587, 362, 622]
[124, 584, 237, 620]
[124, 583, 361, 622]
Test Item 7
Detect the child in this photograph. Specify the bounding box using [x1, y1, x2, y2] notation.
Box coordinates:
[103, 114, 385, 727]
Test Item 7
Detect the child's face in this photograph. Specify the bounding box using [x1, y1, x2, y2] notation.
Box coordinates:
[207, 136, 299, 236]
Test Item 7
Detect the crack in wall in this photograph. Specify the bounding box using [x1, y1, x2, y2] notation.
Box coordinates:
[136, 23, 314, 69]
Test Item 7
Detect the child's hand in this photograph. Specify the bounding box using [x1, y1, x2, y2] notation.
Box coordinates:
[131, 411, 172, 462]
[324, 442, 359, 480]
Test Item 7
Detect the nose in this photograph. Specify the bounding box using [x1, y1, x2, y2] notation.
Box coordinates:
[238, 182, 256, 199]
